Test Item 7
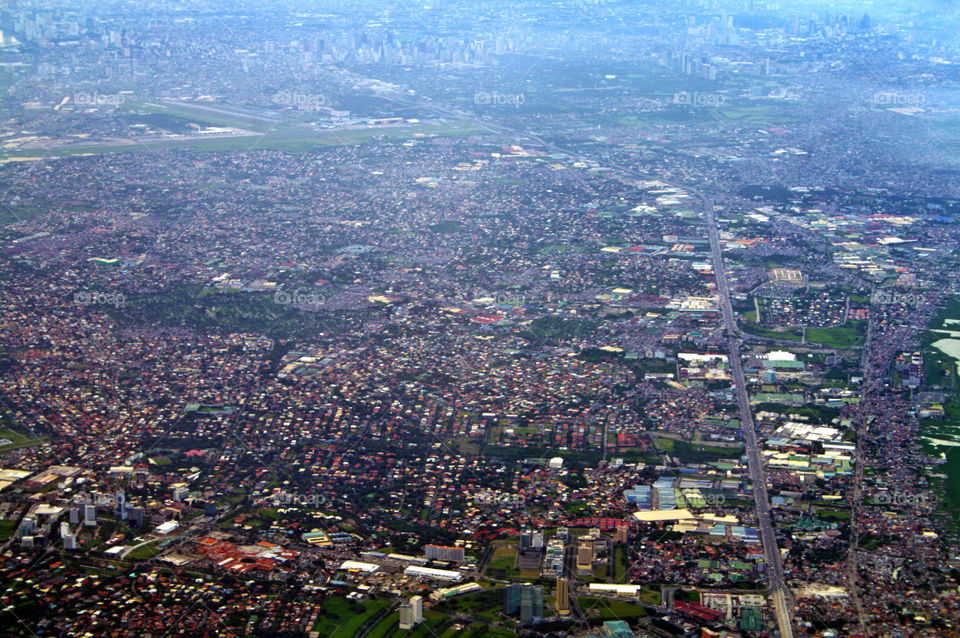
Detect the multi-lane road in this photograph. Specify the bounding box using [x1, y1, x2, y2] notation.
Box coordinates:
[705, 204, 795, 638]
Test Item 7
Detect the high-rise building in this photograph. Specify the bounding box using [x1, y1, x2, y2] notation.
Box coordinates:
[410, 596, 423, 625]
[128, 506, 144, 527]
[399, 595, 423, 629]
[555, 578, 571, 615]
[520, 530, 533, 550]
[520, 530, 544, 550]
[614, 525, 628, 544]
[83, 504, 96, 526]
[522, 584, 543, 623]
[115, 490, 126, 520]
[424, 544, 465, 563]
[576, 542, 594, 574]
[543, 538, 565, 577]
[505, 583, 542, 623]
[410, 596, 423, 623]
[505, 584, 521, 615]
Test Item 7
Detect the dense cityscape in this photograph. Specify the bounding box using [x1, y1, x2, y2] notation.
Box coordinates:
[1, 0, 960, 636]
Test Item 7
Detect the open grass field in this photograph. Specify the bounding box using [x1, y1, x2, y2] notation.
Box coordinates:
[740, 321, 804, 341]
[125, 541, 161, 561]
[0, 428, 48, 452]
[922, 296, 960, 389]
[578, 596, 648, 622]
[806, 320, 867, 349]
[311, 597, 392, 638]
[366, 611, 398, 638]
[920, 297, 960, 532]
[123, 100, 281, 132]
[486, 543, 518, 572]
[938, 447, 960, 536]
[0, 120, 487, 160]
[0, 520, 18, 542]
[653, 436, 742, 463]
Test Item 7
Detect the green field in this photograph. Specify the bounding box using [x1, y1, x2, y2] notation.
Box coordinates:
[613, 101, 798, 132]
[922, 296, 960, 389]
[420, 623, 514, 638]
[126, 542, 161, 561]
[718, 103, 800, 125]
[404, 611, 455, 638]
[652, 437, 742, 463]
[939, 447, 960, 535]
[920, 298, 960, 531]
[816, 509, 851, 522]
[122, 100, 279, 132]
[101, 285, 365, 342]
[0, 520, 17, 542]
[366, 612, 397, 638]
[485, 543, 518, 572]
[0, 428, 48, 452]
[751, 403, 840, 424]
[638, 587, 661, 605]
[482, 542, 546, 581]
[925, 348, 958, 389]
[613, 544, 627, 582]
[806, 320, 867, 349]
[0, 201, 53, 226]
[483, 445, 657, 466]
[311, 597, 392, 638]
[435, 588, 505, 622]
[739, 321, 803, 342]
[578, 596, 648, 621]
[0, 120, 487, 160]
